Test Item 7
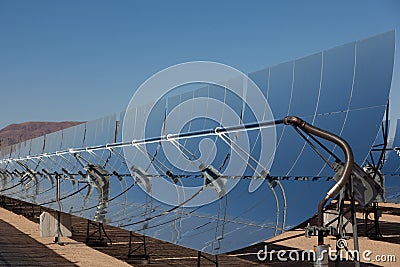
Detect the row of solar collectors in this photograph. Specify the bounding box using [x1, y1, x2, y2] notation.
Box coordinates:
[0, 104, 333, 254]
[0, 113, 325, 253]
[0, 31, 395, 254]
[0, 32, 394, 178]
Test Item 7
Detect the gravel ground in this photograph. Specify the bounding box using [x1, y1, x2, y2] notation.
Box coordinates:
[0, 197, 398, 266]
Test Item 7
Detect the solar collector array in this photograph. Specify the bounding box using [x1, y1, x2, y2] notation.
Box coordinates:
[0, 31, 395, 254]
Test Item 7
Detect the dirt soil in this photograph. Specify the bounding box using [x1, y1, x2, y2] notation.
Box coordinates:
[0, 207, 131, 267]
[0, 200, 399, 266]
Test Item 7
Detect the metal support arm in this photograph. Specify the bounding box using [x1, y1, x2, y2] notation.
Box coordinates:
[283, 116, 355, 246]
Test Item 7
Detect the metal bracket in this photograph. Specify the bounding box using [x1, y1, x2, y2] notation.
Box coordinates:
[127, 231, 150, 264]
[197, 251, 219, 267]
[85, 219, 112, 246]
[363, 202, 382, 238]
[200, 164, 227, 198]
[85, 164, 111, 223]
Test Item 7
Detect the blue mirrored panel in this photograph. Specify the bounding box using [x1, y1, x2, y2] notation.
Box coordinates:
[35, 131, 64, 201]
[271, 31, 393, 177]
[0, 31, 395, 255]
[248, 68, 269, 99]
[44, 130, 63, 153]
[317, 43, 355, 114]
[22, 141, 32, 158]
[60, 123, 86, 150]
[383, 120, 400, 174]
[290, 52, 322, 119]
[382, 119, 400, 203]
[350, 32, 395, 110]
[267, 62, 293, 120]
[385, 175, 400, 203]
[368, 119, 388, 169]
[30, 136, 45, 155]
[341, 107, 385, 164]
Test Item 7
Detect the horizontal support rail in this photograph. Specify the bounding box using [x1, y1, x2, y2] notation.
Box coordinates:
[0, 119, 283, 163]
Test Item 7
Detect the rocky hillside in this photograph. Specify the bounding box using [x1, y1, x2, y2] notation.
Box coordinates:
[0, 121, 83, 148]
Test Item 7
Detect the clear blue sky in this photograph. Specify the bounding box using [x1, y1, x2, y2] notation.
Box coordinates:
[0, 0, 399, 132]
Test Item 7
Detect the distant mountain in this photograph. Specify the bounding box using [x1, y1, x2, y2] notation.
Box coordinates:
[0, 121, 84, 148]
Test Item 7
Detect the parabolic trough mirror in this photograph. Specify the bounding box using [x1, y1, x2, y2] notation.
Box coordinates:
[0, 31, 396, 255]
